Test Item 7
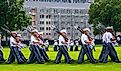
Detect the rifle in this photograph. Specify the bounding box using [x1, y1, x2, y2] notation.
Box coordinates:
[51, 24, 68, 42]
[1, 26, 19, 43]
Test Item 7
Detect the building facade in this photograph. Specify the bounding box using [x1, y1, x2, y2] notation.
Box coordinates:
[24, 0, 94, 40]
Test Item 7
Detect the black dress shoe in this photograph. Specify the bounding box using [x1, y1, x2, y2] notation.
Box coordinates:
[78, 62, 83, 64]
[56, 62, 60, 64]
[91, 61, 98, 64]
[68, 61, 72, 64]
[38, 61, 44, 64]
[27, 62, 33, 64]
[6, 62, 12, 64]
[45, 59, 51, 62]
[115, 61, 121, 63]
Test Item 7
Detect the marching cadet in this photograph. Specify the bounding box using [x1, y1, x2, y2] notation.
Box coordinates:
[7, 31, 25, 64]
[16, 34, 27, 62]
[0, 34, 6, 63]
[74, 39, 79, 51]
[78, 28, 97, 64]
[99, 29, 106, 60]
[44, 40, 49, 51]
[38, 32, 50, 62]
[99, 27, 121, 63]
[55, 29, 72, 64]
[53, 40, 58, 51]
[69, 39, 74, 51]
[27, 29, 44, 64]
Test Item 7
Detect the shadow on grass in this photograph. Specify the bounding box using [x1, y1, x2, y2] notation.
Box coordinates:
[0, 59, 118, 66]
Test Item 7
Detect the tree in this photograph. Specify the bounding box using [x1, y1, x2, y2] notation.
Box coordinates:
[0, 0, 31, 33]
[88, 0, 121, 35]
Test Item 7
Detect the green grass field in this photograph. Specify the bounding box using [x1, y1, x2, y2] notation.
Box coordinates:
[0, 45, 121, 71]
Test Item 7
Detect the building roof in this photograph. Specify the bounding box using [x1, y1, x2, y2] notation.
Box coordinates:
[24, 2, 91, 9]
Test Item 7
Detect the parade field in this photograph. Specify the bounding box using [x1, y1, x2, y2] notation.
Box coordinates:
[0, 45, 121, 71]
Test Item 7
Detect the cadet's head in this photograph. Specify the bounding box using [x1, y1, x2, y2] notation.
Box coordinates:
[38, 32, 43, 38]
[17, 34, 21, 38]
[16, 34, 22, 40]
[60, 29, 67, 36]
[106, 27, 113, 32]
[83, 28, 90, 35]
[11, 31, 17, 37]
[31, 29, 38, 36]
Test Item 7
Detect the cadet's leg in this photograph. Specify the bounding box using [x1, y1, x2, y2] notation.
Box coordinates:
[55, 46, 63, 64]
[61, 46, 72, 63]
[0, 50, 5, 63]
[28, 51, 36, 64]
[78, 46, 85, 64]
[99, 44, 106, 60]
[74, 45, 79, 51]
[19, 50, 27, 62]
[109, 43, 120, 62]
[6, 47, 15, 64]
[12, 47, 25, 64]
[70, 46, 73, 51]
[54, 45, 58, 51]
[45, 45, 49, 51]
[39, 47, 50, 62]
[62, 45, 72, 63]
[32, 45, 44, 64]
[85, 46, 96, 63]
[28, 46, 36, 64]
[99, 43, 110, 63]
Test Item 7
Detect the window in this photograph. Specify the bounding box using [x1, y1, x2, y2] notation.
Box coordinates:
[46, 27, 48, 30]
[67, 9, 71, 14]
[46, 21, 48, 24]
[42, 15, 44, 18]
[67, 27, 70, 30]
[40, 15, 42, 18]
[42, 27, 44, 30]
[49, 27, 51, 30]
[40, 21, 44, 24]
[49, 21, 50, 24]
[54, 21, 58, 24]
[46, 15, 48, 18]
[40, 27, 42, 30]
[40, 15, 44, 18]
[49, 33, 51, 35]
[40, 27, 44, 30]
[46, 15, 51, 18]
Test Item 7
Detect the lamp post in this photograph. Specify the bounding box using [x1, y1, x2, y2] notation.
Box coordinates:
[58, 13, 60, 30]
[71, 13, 74, 40]
[84, 14, 87, 28]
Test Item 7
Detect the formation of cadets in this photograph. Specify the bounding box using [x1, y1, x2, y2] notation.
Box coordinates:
[0, 26, 121, 64]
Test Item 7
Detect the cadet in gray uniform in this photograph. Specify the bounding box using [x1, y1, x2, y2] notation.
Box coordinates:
[0, 34, 5, 63]
[27, 29, 44, 64]
[99, 27, 121, 63]
[78, 28, 97, 64]
[55, 29, 72, 64]
[7, 31, 25, 64]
